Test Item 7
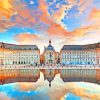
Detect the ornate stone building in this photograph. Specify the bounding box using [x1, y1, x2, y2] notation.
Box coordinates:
[0, 41, 100, 66]
[0, 42, 40, 65]
[60, 43, 100, 65]
[43, 40, 55, 64]
[43, 40, 60, 64]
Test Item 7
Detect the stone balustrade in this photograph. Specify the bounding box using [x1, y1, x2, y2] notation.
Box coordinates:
[0, 64, 100, 69]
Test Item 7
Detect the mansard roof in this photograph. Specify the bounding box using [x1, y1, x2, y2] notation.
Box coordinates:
[44, 40, 55, 51]
[0, 42, 39, 50]
[46, 44, 55, 51]
[61, 42, 100, 50]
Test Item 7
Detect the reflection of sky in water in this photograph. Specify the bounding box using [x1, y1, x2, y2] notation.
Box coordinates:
[0, 73, 100, 100]
[64, 93, 81, 100]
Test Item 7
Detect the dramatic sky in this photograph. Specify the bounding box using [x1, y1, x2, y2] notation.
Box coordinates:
[0, 0, 100, 52]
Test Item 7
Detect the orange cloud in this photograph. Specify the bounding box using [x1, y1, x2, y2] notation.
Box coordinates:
[0, 0, 93, 38]
[47, 22, 71, 37]
[65, 83, 100, 100]
[0, 20, 16, 32]
[0, 0, 36, 29]
[0, 0, 15, 19]
[71, 26, 98, 36]
[14, 7, 36, 27]
[62, 7, 100, 44]
[6, 0, 98, 48]
[38, 0, 96, 39]
[39, 0, 49, 16]
[38, 0, 72, 37]
[14, 33, 39, 44]
[58, 20, 100, 46]
[0, 0, 17, 31]
[89, 8, 100, 20]
[52, 5, 67, 23]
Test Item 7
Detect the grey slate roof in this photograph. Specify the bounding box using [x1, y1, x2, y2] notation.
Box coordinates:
[0, 42, 39, 50]
[46, 44, 55, 51]
[61, 42, 100, 50]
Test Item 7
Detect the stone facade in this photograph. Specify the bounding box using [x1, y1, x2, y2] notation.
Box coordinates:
[0, 42, 40, 65]
[0, 41, 100, 65]
[43, 40, 60, 64]
[60, 43, 100, 65]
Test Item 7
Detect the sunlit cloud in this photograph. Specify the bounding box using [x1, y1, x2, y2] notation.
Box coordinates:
[0, 20, 16, 32]
[0, 0, 99, 50]
[0, 0, 16, 19]
[89, 8, 100, 20]
[14, 33, 39, 44]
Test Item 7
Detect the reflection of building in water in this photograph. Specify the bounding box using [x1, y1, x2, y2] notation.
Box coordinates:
[60, 69, 98, 83]
[40, 53, 45, 64]
[60, 43, 100, 65]
[43, 69, 56, 87]
[42, 40, 60, 64]
[0, 42, 40, 65]
[0, 69, 40, 85]
[0, 69, 100, 85]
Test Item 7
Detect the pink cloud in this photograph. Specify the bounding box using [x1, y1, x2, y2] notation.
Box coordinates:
[14, 33, 39, 44]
